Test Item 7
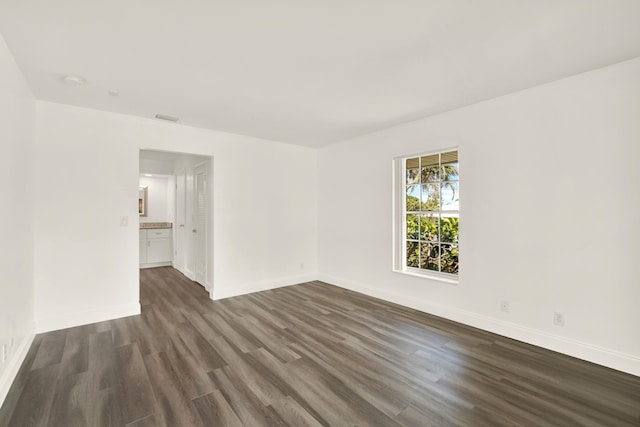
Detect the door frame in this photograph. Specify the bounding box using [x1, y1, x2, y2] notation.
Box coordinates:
[193, 161, 209, 289]
[139, 149, 214, 297]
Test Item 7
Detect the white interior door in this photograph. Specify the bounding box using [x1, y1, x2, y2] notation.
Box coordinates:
[194, 163, 207, 286]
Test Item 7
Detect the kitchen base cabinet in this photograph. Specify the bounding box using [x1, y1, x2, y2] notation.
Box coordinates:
[140, 227, 173, 268]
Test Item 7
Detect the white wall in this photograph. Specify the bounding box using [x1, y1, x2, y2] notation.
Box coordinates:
[0, 32, 36, 404]
[318, 58, 640, 376]
[139, 175, 172, 223]
[139, 158, 174, 175]
[34, 102, 318, 332]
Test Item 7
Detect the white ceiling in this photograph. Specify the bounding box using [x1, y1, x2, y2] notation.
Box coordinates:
[1, 1, 639, 147]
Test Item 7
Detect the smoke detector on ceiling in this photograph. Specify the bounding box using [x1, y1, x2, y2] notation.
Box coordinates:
[155, 114, 179, 122]
[61, 75, 86, 86]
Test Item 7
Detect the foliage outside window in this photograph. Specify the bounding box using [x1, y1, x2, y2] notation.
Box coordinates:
[404, 150, 459, 276]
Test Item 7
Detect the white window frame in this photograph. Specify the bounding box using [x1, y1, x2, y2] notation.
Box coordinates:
[392, 147, 459, 284]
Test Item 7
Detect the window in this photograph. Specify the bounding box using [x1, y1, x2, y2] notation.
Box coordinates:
[393, 149, 459, 280]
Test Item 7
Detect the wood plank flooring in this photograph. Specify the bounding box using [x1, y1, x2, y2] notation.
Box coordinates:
[1, 267, 639, 426]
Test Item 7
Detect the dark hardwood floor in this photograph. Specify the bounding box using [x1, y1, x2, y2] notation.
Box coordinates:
[1, 267, 639, 426]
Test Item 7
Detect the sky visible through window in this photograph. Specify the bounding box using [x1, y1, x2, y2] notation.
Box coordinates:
[406, 183, 458, 209]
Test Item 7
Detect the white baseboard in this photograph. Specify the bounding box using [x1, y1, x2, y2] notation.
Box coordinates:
[140, 261, 172, 269]
[36, 302, 141, 333]
[183, 268, 195, 281]
[0, 330, 35, 408]
[213, 273, 318, 300]
[319, 273, 640, 378]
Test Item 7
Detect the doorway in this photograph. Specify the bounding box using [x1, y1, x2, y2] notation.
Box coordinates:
[139, 149, 213, 295]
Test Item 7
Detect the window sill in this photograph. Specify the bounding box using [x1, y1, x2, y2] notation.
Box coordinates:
[392, 268, 459, 285]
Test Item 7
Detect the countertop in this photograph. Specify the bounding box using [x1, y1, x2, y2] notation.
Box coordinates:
[140, 222, 173, 229]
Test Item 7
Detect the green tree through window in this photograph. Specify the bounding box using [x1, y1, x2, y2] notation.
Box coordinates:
[405, 151, 459, 274]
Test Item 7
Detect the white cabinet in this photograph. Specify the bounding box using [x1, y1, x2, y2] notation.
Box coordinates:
[148, 228, 173, 266]
[140, 228, 173, 268]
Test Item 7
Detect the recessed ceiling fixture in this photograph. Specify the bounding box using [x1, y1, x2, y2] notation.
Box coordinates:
[155, 113, 179, 122]
[61, 74, 86, 86]
[108, 89, 119, 96]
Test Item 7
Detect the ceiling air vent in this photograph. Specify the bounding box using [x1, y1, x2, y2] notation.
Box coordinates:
[155, 113, 179, 122]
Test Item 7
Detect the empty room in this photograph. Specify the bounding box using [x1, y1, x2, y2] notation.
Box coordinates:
[1, 1, 639, 426]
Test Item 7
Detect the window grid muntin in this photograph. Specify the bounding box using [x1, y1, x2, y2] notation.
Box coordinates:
[404, 151, 459, 275]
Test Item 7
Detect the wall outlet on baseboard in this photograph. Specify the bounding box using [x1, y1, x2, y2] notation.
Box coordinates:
[500, 300, 509, 313]
[554, 312, 565, 326]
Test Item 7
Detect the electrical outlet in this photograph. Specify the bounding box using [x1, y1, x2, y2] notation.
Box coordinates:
[554, 312, 564, 326]
[500, 300, 509, 313]
[300, 263, 304, 270]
